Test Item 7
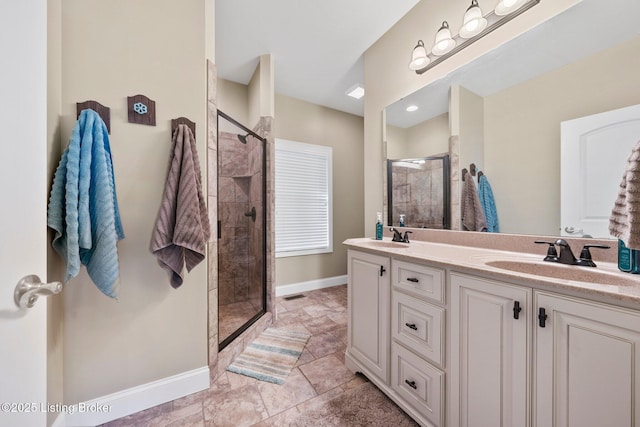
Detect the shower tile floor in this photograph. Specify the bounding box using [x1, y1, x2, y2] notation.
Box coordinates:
[218, 300, 262, 343]
[100, 285, 416, 426]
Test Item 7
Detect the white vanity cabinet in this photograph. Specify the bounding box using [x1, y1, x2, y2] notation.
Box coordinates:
[346, 240, 640, 427]
[450, 272, 640, 427]
[391, 260, 446, 426]
[534, 292, 640, 427]
[346, 250, 390, 382]
[450, 273, 531, 427]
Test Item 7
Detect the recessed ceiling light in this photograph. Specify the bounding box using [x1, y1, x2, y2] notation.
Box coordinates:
[406, 105, 419, 112]
[346, 85, 365, 99]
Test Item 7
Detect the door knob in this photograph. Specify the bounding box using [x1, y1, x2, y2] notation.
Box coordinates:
[14, 275, 63, 308]
[564, 226, 583, 235]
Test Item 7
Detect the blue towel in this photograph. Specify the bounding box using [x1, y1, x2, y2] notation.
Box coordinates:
[478, 175, 499, 233]
[47, 109, 124, 298]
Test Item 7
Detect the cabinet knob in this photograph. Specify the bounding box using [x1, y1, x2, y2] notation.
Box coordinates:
[405, 322, 418, 331]
[405, 379, 417, 389]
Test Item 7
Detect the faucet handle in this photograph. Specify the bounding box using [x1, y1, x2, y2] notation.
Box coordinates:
[402, 230, 413, 243]
[534, 240, 559, 262]
[576, 244, 611, 267]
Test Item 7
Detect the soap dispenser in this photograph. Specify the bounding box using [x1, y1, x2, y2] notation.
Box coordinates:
[375, 212, 383, 240]
[399, 214, 405, 227]
[618, 239, 640, 273]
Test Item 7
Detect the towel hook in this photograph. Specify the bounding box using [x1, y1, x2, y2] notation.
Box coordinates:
[470, 163, 477, 176]
[127, 94, 156, 126]
[171, 117, 196, 139]
[76, 100, 110, 133]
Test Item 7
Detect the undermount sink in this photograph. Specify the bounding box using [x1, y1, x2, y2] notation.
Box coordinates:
[364, 240, 410, 249]
[486, 260, 640, 287]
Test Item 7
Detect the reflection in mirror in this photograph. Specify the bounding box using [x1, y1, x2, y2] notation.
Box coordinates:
[387, 155, 450, 229]
[384, 0, 640, 238]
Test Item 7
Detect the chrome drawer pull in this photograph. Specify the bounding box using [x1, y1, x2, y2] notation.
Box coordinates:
[405, 379, 417, 389]
[405, 322, 418, 331]
[406, 277, 419, 283]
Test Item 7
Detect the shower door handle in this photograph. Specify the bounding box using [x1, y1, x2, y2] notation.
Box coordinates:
[217, 220, 221, 239]
[245, 207, 257, 222]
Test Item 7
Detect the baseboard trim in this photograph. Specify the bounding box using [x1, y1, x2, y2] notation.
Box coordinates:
[275, 275, 347, 297]
[64, 366, 210, 427]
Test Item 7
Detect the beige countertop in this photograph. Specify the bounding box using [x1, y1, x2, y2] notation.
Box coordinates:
[344, 237, 640, 309]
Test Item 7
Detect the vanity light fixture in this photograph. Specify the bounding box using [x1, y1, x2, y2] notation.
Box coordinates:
[495, 0, 527, 16]
[460, 0, 488, 38]
[346, 84, 365, 99]
[408, 40, 429, 70]
[406, 105, 419, 112]
[432, 21, 456, 56]
[409, 0, 539, 74]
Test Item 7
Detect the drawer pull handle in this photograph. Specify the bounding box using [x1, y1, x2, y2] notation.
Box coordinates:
[406, 277, 419, 283]
[405, 379, 417, 389]
[405, 323, 418, 331]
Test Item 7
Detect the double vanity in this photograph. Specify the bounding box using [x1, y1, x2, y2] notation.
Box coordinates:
[344, 233, 640, 427]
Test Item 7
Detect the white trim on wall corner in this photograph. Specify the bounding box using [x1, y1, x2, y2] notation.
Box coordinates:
[63, 366, 210, 427]
[275, 275, 347, 297]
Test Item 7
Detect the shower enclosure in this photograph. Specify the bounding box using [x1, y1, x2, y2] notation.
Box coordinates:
[387, 155, 451, 229]
[217, 110, 266, 350]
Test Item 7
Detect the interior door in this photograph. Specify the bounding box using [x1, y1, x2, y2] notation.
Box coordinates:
[0, 2, 48, 426]
[561, 104, 640, 238]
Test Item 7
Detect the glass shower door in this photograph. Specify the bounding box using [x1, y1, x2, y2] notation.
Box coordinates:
[217, 111, 266, 350]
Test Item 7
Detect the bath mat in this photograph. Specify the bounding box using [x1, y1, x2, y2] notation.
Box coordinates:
[226, 327, 310, 384]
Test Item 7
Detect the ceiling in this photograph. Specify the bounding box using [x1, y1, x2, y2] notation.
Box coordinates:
[215, 0, 419, 117]
[386, 0, 640, 128]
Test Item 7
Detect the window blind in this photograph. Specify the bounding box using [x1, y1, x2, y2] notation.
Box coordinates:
[275, 139, 333, 257]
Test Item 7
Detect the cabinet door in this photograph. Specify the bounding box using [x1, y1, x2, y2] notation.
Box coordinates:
[534, 292, 640, 427]
[450, 273, 531, 427]
[347, 250, 390, 382]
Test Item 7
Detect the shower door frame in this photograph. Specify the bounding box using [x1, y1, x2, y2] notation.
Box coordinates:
[217, 109, 267, 351]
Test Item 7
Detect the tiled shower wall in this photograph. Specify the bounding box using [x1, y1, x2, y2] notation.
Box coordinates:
[217, 132, 264, 309]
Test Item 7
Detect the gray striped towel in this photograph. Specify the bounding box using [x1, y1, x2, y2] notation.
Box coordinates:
[610, 139, 640, 249]
[151, 124, 210, 288]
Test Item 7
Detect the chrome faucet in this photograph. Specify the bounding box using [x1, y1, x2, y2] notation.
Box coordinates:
[535, 239, 610, 267]
[390, 227, 412, 243]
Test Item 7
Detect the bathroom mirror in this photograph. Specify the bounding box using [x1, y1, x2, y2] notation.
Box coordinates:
[384, 0, 640, 237]
[387, 155, 451, 229]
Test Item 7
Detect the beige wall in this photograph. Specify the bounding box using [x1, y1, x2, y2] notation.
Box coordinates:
[364, 0, 581, 235]
[274, 95, 364, 286]
[454, 86, 485, 174]
[57, 0, 210, 404]
[484, 35, 640, 235]
[218, 79, 250, 127]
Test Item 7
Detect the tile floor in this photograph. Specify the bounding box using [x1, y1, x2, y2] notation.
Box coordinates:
[101, 285, 414, 427]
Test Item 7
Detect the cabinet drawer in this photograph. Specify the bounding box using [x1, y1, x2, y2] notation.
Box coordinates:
[392, 290, 444, 366]
[393, 260, 444, 304]
[391, 343, 445, 427]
